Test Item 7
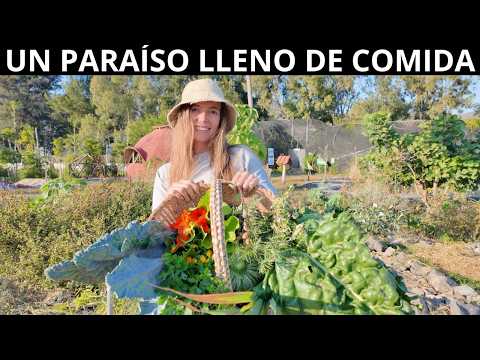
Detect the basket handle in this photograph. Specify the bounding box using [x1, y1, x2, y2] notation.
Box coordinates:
[148, 180, 275, 227]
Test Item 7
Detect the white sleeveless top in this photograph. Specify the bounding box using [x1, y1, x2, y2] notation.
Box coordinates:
[151, 145, 277, 211]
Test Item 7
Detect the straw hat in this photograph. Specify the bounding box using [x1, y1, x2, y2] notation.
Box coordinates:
[167, 78, 237, 132]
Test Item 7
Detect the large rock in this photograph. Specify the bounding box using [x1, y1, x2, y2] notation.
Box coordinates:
[366, 238, 384, 253]
[453, 285, 477, 299]
[448, 298, 480, 315]
[383, 247, 396, 257]
[424, 294, 449, 313]
[461, 303, 480, 315]
[449, 299, 470, 315]
[393, 252, 410, 272]
[428, 270, 458, 294]
[408, 260, 431, 277]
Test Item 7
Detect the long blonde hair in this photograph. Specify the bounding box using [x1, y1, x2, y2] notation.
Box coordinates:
[168, 103, 234, 185]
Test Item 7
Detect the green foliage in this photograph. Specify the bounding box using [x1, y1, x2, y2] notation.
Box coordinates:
[158, 253, 225, 295]
[0, 180, 153, 289]
[48, 78, 93, 128]
[252, 213, 413, 315]
[348, 76, 409, 123]
[347, 198, 406, 238]
[30, 178, 87, 207]
[125, 114, 166, 145]
[303, 152, 319, 174]
[81, 138, 102, 157]
[362, 112, 480, 194]
[52, 138, 65, 158]
[18, 125, 36, 152]
[401, 75, 473, 120]
[228, 104, 267, 161]
[464, 118, 480, 132]
[90, 76, 135, 130]
[0, 147, 21, 164]
[243, 189, 302, 275]
[49, 286, 139, 315]
[0, 165, 9, 179]
[363, 111, 399, 147]
[229, 247, 262, 292]
[18, 150, 44, 179]
[283, 76, 358, 123]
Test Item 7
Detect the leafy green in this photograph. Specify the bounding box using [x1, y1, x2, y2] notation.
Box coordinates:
[224, 215, 240, 243]
[227, 105, 267, 161]
[262, 214, 413, 314]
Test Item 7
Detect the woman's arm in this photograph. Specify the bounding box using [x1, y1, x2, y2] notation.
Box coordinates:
[230, 145, 278, 196]
[152, 165, 169, 212]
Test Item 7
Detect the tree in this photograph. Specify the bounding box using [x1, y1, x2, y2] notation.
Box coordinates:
[283, 76, 339, 148]
[125, 114, 166, 145]
[150, 75, 199, 117]
[326, 76, 359, 120]
[250, 75, 284, 119]
[211, 75, 247, 105]
[49, 78, 93, 121]
[90, 75, 136, 130]
[401, 75, 473, 120]
[48, 78, 94, 140]
[131, 76, 161, 117]
[349, 76, 409, 122]
[0, 127, 16, 150]
[0, 75, 61, 134]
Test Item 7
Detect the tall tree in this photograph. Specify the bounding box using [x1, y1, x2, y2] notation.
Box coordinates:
[90, 75, 136, 130]
[131, 75, 161, 117]
[48, 77, 94, 137]
[250, 75, 284, 119]
[401, 75, 473, 120]
[0, 75, 61, 149]
[349, 76, 410, 122]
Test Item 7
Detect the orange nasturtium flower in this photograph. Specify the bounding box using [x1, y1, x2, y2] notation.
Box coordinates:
[169, 207, 210, 253]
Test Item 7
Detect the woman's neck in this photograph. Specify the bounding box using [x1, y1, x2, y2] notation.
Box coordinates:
[193, 141, 209, 155]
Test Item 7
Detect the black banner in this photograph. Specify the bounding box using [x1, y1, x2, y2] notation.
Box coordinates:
[1, 46, 479, 75]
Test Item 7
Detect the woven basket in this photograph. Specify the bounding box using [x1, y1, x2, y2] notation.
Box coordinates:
[148, 179, 275, 290]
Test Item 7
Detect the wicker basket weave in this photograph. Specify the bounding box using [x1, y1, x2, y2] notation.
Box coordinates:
[148, 180, 275, 290]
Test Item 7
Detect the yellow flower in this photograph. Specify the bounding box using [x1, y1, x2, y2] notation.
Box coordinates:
[206, 249, 213, 258]
[199, 255, 208, 263]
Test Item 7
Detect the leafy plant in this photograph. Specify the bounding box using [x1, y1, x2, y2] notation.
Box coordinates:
[30, 178, 87, 207]
[362, 112, 480, 206]
[304, 152, 319, 175]
[228, 104, 267, 161]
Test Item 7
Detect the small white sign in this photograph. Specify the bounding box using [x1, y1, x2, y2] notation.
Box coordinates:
[316, 158, 327, 167]
[267, 148, 275, 166]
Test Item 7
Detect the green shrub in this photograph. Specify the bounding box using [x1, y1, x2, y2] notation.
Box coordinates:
[0, 166, 9, 179]
[0, 180, 153, 289]
[18, 150, 44, 179]
[0, 147, 21, 164]
[362, 112, 480, 205]
[228, 105, 267, 161]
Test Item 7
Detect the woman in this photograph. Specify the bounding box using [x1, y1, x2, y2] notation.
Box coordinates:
[151, 78, 277, 220]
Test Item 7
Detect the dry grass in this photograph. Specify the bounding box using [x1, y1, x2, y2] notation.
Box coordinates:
[409, 242, 480, 282]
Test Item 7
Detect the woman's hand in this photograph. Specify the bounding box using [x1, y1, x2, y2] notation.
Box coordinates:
[166, 180, 205, 204]
[232, 171, 260, 196]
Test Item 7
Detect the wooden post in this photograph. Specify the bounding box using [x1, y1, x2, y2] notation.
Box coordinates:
[35, 127, 40, 153]
[281, 164, 286, 185]
[106, 283, 113, 315]
[246, 75, 253, 108]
